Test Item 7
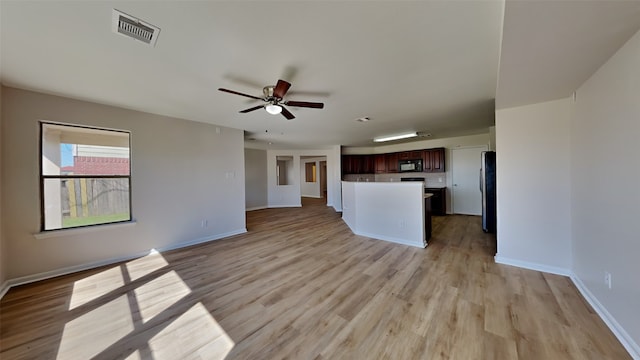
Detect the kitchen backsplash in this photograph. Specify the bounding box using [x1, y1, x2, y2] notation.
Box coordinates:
[343, 172, 446, 187]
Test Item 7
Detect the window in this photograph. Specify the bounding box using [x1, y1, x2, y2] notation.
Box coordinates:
[41, 122, 131, 231]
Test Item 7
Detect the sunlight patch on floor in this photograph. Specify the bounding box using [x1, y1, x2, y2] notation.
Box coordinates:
[69, 266, 124, 310]
[57, 295, 134, 359]
[126, 249, 169, 281]
[134, 270, 191, 323]
[148, 302, 235, 359]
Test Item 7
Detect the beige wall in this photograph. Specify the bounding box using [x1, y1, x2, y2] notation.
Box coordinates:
[571, 28, 640, 350]
[1, 87, 246, 280]
[495, 98, 572, 272]
[244, 148, 268, 210]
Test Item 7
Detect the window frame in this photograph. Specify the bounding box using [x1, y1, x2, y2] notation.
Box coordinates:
[39, 121, 133, 232]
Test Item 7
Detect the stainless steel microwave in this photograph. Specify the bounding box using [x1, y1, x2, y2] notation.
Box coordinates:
[399, 159, 423, 172]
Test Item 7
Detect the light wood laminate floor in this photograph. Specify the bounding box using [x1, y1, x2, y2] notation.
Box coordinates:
[0, 198, 631, 359]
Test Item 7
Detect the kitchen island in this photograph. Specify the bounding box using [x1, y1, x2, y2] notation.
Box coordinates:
[341, 181, 432, 248]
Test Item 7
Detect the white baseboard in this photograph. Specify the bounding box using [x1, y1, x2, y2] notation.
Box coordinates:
[246, 206, 268, 211]
[0, 280, 10, 300]
[494, 255, 571, 276]
[570, 274, 640, 360]
[268, 204, 302, 208]
[0, 228, 247, 299]
[159, 229, 247, 253]
[354, 230, 426, 249]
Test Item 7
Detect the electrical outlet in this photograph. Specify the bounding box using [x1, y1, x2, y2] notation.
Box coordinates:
[604, 271, 612, 289]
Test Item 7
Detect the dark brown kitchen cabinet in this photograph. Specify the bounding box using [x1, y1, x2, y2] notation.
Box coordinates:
[423, 148, 445, 173]
[386, 153, 399, 173]
[425, 187, 446, 215]
[341, 155, 353, 175]
[342, 155, 361, 175]
[430, 148, 445, 172]
[374, 154, 387, 173]
[343, 147, 445, 175]
[361, 155, 375, 174]
[398, 150, 422, 160]
[342, 155, 375, 175]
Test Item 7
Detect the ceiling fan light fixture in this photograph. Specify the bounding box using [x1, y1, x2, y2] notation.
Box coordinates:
[373, 132, 418, 142]
[265, 104, 282, 115]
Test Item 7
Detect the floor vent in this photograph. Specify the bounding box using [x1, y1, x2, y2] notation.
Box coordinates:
[112, 9, 160, 47]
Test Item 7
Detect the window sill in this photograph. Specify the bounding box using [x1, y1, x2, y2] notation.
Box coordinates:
[33, 220, 137, 240]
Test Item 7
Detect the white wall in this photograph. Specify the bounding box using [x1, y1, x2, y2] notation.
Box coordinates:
[571, 28, 640, 351]
[495, 97, 572, 274]
[342, 181, 425, 248]
[244, 148, 268, 211]
[1, 87, 247, 280]
[267, 148, 341, 211]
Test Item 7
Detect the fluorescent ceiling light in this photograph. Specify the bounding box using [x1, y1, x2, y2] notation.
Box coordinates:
[373, 132, 418, 142]
[265, 104, 282, 115]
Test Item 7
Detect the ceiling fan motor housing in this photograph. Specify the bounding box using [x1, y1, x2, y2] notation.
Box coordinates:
[263, 86, 276, 100]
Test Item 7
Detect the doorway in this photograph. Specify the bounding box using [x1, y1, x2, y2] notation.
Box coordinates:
[320, 160, 327, 201]
[451, 146, 487, 215]
[300, 156, 327, 205]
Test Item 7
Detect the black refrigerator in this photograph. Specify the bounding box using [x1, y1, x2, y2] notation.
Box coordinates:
[480, 151, 496, 233]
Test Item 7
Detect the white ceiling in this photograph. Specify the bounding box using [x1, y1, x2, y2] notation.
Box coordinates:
[1, 1, 639, 149]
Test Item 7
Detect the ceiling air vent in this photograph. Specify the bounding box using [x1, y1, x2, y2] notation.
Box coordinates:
[112, 9, 160, 47]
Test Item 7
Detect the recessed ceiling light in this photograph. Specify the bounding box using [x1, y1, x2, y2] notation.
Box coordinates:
[356, 117, 370, 123]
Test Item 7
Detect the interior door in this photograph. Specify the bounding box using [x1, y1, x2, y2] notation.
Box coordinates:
[451, 146, 487, 215]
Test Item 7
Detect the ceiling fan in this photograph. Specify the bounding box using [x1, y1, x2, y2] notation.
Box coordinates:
[218, 79, 324, 120]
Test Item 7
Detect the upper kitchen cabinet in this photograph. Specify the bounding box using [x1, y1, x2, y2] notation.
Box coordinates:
[386, 153, 399, 173]
[341, 155, 356, 175]
[374, 154, 387, 173]
[423, 148, 445, 173]
[397, 150, 423, 160]
[342, 155, 375, 175]
[361, 155, 375, 174]
[343, 147, 445, 175]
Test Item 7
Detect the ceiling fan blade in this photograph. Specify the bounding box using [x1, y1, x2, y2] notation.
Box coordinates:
[284, 100, 324, 109]
[218, 88, 263, 100]
[281, 106, 295, 120]
[239, 105, 264, 113]
[273, 79, 292, 99]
